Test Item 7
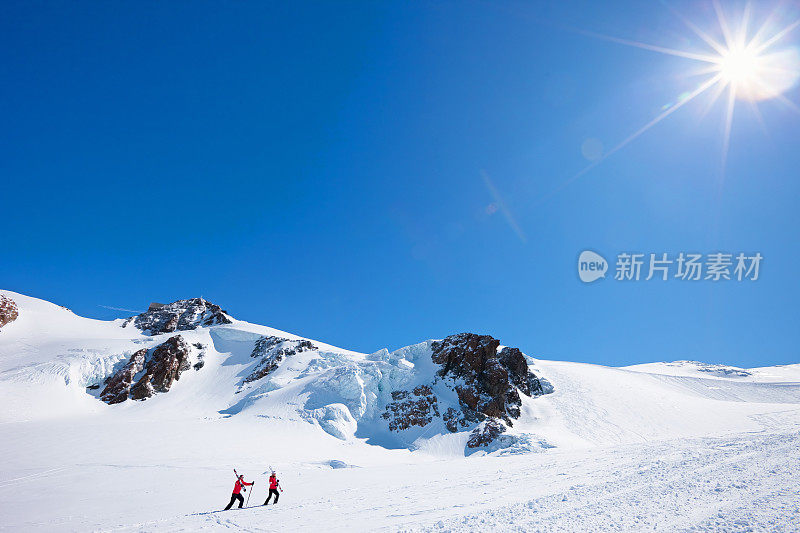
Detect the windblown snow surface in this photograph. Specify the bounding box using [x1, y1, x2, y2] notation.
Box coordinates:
[0, 290, 798, 532]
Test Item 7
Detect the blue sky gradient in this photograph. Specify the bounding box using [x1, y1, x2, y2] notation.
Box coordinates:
[2, 1, 798, 366]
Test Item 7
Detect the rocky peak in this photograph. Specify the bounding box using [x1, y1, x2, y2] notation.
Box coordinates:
[0, 295, 19, 330]
[122, 298, 232, 335]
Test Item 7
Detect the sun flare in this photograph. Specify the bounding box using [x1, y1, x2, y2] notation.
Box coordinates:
[711, 34, 800, 102]
[718, 46, 759, 85]
[554, 1, 800, 196]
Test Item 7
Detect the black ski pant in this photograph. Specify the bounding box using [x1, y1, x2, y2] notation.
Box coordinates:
[225, 492, 245, 510]
[264, 489, 279, 505]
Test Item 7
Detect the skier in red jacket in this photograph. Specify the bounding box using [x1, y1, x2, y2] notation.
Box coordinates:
[263, 472, 282, 505]
[224, 474, 254, 510]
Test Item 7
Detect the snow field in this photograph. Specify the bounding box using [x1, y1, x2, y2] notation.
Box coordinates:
[1, 289, 799, 531]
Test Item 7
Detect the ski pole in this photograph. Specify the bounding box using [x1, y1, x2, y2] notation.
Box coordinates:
[246, 481, 253, 507]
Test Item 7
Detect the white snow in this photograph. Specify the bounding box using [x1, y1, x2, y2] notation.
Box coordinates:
[625, 359, 800, 382]
[0, 289, 798, 531]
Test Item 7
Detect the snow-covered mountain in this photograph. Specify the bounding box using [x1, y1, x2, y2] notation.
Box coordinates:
[0, 291, 556, 455]
[1, 289, 799, 532]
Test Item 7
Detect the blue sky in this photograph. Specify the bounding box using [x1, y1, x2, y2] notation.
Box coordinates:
[2, 1, 798, 366]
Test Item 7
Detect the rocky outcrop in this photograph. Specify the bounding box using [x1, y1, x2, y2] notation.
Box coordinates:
[192, 342, 206, 370]
[122, 298, 231, 335]
[382, 385, 440, 431]
[0, 296, 19, 330]
[100, 348, 147, 404]
[466, 419, 506, 448]
[130, 335, 191, 400]
[243, 336, 316, 384]
[100, 335, 191, 404]
[431, 333, 548, 426]
[382, 333, 552, 449]
[443, 406, 471, 433]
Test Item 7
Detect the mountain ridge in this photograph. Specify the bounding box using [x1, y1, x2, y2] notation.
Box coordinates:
[0, 290, 554, 454]
[1, 289, 798, 454]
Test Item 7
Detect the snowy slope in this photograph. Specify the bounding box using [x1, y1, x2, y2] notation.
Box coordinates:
[1, 289, 799, 532]
[0, 290, 556, 454]
[624, 360, 800, 382]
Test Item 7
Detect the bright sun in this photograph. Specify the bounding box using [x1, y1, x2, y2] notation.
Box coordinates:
[622, 2, 800, 169]
[552, 2, 800, 197]
[712, 38, 800, 102]
[718, 46, 759, 85]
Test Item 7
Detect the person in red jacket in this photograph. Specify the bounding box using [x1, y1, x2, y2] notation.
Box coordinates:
[263, 472, 282, 505]
[224, 474, 254, 510]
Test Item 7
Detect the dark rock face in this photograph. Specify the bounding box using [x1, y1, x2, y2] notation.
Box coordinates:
[443, 406, 470, 433]
[100, 348, 147, 404]
[466, 419, 506, 448]
[122, 298, 232, 335]
[0, 296, 19, 330]
[130, 335, 191, 400]
[431, 333, 548, 426]
[382, 385, 440, 431]
[100, 335, 191, 404]
[499, 347, 546, 397]
[431, 333, 500, 383]
[243, 336, 316, 384]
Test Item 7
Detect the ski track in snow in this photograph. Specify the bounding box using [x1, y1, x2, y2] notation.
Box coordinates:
[0, 466, 68, 488]
[412, 432, 800, 533]
[83, 430, 800, 533]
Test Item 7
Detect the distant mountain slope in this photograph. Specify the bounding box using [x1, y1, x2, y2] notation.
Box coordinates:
[624, 360, 800, 382]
